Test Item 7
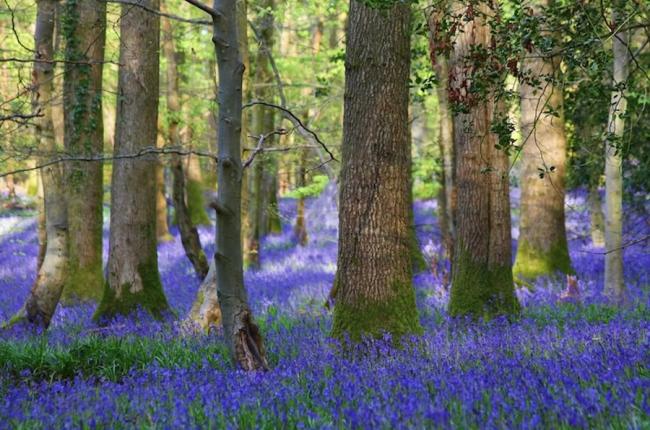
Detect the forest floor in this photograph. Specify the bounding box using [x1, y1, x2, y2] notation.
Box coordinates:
[0, 186, 648, 429]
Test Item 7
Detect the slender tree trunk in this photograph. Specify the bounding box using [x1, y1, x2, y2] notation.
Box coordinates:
[205, 0, 267, 370]
[95, 0, 169, 320]
[161, 7, 209, 280]
[332, 1, 421, 341]
[247, 0, 277, 267]
[12, 0, 68, 328]
[155, 132, 172, 242]
[60, 0, 106, 303]
[294, 136, 308, 246]
[36, 172, 47, 271]
[185, 153, 211, 226]
[238, 0, 253, 265]
[603, 9, 629, 304]
[588, 185, 605, 248]
[447, 2, 519, 317]
[513, 0, 571, 280]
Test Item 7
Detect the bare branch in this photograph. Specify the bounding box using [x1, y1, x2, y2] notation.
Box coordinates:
[242, 129, 289, 169]
[106, 0, 211, 25]
[183, 0, 222, 18]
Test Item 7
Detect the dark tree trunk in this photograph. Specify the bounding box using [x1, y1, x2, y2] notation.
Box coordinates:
[61, 0, 106, 303]
[331, 1, 421, 341]
[13, 0, 68, 328]
[447, 1, 519, 318]
[185, 0, 267, 370]
[95, 0, 169, 320]
[513, 0, 571, 280]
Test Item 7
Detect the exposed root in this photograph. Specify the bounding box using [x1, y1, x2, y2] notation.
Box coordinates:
[233, 309, 268, 371]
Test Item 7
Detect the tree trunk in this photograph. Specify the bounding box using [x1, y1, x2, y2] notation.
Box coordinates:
[603, 9, 629, 304]
[294, 141, 308, 246]
[61, 0, 106, 304]
[238, 0, 253, 265]
[202, 0, 267, 370]
[95, 0, 169, 320]
[331, 1, 421, 341]
[426, 8, 456, 262]
[172, 155, 210, 279]
[185, 153, 211, 226]
[161, 6, 209, 280]
[246, 0, 277, 267]
[588, 185, 605, 248]
[188, 258, 222, 329]
[513, 0, 571, 280]
[155, 132, 172, 242]
[447, 2, 519, 318]
[12, 0, 68, 328]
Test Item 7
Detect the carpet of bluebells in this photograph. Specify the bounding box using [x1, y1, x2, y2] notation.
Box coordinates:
[0, 186, 649, 429]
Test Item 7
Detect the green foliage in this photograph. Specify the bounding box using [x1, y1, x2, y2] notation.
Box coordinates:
[285, 175, 328, 199]
[449, 248, 520, 318]
[332, 279, 422, 341]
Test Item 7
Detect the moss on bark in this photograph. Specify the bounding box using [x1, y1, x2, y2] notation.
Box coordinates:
[93, 259, 169, 321]
[60, 261, 103, 304]
[449, 249, 520, 318]
[332, 279, 422, 341]
[513, 237, 573, 281]
[186, 179, 211, 226]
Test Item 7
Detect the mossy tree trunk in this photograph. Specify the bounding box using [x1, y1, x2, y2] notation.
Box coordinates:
[447, 1, 519, 318]
[61, 0, 106, 303]
[95, 0, 169, 321]
[155, 132, 172, 242]
[14, 0, 68, 328]
[331, 1, 421, 341]
[161, 5, 209, 280]
[603, 9, 629, 304]
[513, 0, 571, 281]
[185, 154, 211, 226]
[195, 0, 267, 370]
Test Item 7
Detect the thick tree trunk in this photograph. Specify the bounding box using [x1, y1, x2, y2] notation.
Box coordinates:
[513, 0, 571, 280]
[95, 0, 169, 320]
[447, 2, 519, 318]
[331, 1, 421, 341]
[603, 10, 629, 304]
[60, 0, 106, 303]
[161, 7, 209, 280]
[208, 0, 267, 370]
[12, 0, 68, 328]
[588, 185, 605, 248]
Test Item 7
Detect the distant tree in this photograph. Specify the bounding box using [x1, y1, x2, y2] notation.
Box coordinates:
[161, 5, 209, 280]
[603, 6, 630, 304]
[447, 1, 519, 317]
[12, 0, 67, 327]
[95, 0, 169, 320]
[331, 0, 421, 341]
[513, 0, 572, 280]
[61, 0, 106, 303]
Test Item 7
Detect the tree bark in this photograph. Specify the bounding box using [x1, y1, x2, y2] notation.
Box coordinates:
[331, 1, 421, 341]
[188, 258, 221, 329]
[197, 0, 268, 370]
[61, 0, 106, 303]
[155, 132, 172, 242]
[513, 0, 571, 280]
[13, 0, 68, 328]
[447, 2, 519, 318]
[95, 0, 169, 320]
[603, 9, 629, 304]
[588, 185, 605, 248]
